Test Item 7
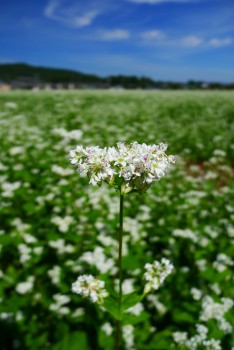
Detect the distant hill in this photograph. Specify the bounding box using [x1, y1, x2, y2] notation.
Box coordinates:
[0, 63, 233, 89]
[0, 63, 162, 88]
[0, 63, 103, 84]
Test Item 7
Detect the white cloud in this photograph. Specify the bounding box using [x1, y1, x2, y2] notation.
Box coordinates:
[128, 0, 195, 4]
[99, 29, 130, 40]
[182, 36, 203, 47]
[44, 0, 58, 17]
[180, 35, 232, 48]
[208, 37, 232, 47]
[44, 0, 99, 28]
[71, 11, 98, 27]
[140, 33, 203, 48]
[140, 30, 165, 40]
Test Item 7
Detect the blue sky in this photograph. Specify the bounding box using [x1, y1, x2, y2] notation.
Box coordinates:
[0, 0, 234, 82]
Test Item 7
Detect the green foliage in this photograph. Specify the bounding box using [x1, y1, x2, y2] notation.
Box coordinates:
[0, 91, 234, 350]
[103, 296, 121, 320]
[0, 63, 102, 84]
[121, 292, 144, 312]
[51, 332, 89, 350]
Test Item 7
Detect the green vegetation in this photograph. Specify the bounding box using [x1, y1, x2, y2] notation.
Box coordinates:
[0, 90, 234, 350]
[1, 63, 233, 89]
[0, 63, 102, 84]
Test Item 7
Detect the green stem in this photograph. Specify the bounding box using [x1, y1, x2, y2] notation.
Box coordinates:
[118, 194, 124, 307]
[114, 193, 124, 350]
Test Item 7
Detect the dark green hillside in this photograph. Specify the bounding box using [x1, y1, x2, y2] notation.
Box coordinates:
[0, 63, 103, 83]
[0, 63, 233, 89]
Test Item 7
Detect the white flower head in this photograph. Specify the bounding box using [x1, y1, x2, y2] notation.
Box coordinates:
[72, 274, 108, 304]
[143, 258, 174, 294]
[69, 142, 175, 194]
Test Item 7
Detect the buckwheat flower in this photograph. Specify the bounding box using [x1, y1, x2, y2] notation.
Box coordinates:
[49, 239, 74, 255]
[23, 233, 37, 244]
[53, 294, 70, 305]
[18, 244, 31, 264]
[122, 325, 135, 350]
[122, 278, 135, 294]
[79, 247, 116, 274]
[69, 142, 175, 194]
[186, 324, 208, 350]
[209, 283, 221, 295]
[72, 307, 85, 318]
[203, 339, 221, 350]
[5, 101, 17, 108]
[0, 312, 14, 320]
[143, 258, 174, 294]
[16, 276, 34, 294]
[48, 265, 61, 285]
[1, 181, 21, 198]
[52, 165, 74, 176]
[127, 302, 144, 316]
[173, 331, 188, 345]
[49, 294, 71, 315]
[51, 215, 74, 233]
[200, 296, 233, 334]
[173, 323, 222, 350]
[147, 294, 167, 314]
[191, 287, 202, 301]
[15, 311, 24, 321]
[52, 128, 83, 141]
[101, 322, 113, 336]
[72, 275, 108, 304]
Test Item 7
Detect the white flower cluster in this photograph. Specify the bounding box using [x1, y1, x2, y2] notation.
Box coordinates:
[51, 215, 74, 233]
[200, 296, 233, 334]
[79, 247, 117, 275]
[51, 165, 74, 176]
[52, 128, 83, 141]
[173, 324, 222, 350]
[1, 181, 21, 198]
[172, 228, 198, 242]
[212, 253, 233, 272]
[16, 276, 35, 294]
[69, 142, 175, 194]
[122, 325, 135, 350]
[48, 265, 61, 285]
[127, 302, 144, 316]
[5, 101, 17, 108]
[101, 322, 113, 336]
[49, 294, 70, 315]
[191, 287, 203, 301]
[72, 275, 108, 304]
[147, 294, 167, 314]
[49, 239, 74, 255]
[143, 258, 174, 294]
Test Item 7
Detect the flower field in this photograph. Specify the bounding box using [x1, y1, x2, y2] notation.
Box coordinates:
[0, 90, 234, 350]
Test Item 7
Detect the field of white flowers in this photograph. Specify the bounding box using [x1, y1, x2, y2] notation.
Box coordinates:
[0, 90, 234, 350]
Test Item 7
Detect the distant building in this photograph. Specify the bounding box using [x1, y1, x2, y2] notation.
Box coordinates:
[11, 77, 37, 89]
[0, 82, 11, 91]
[109, 85, 125, 91]
[201, 83, 209, 89]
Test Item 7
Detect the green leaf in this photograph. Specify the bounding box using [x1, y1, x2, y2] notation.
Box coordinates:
[146, 330, 172, 350]
[122, 255, 141, 270]
[121, 292, 144, 311]
[102, 296, 121, 320]
[99, 329, 115, 350]
[172, 310, 195, 324]
[122, 311, 149, 325]
[51, 331, 89, 350]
